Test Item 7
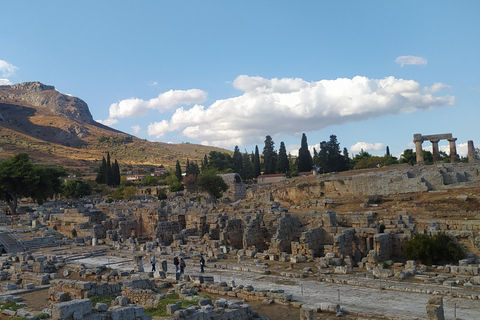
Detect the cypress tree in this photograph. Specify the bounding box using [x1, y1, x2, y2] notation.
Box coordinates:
[253, 145, 261, 178]
[202, 154, 208, 172]
[233, 146, 243, 174]
[263, 135, 277, 174]
[112, 159, 121, 186]
[96, 156, 107, 184]
[277, 141, 289, 173]
[241, 150, 254, 180]
[296, 133, 313, 172]
[175, 160, 183, 181]
[106, 152, 113, 186]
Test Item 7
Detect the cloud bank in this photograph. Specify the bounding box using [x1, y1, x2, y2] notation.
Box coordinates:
[0, 59, 18, 85]
[97, 118, 118, 126]
[395, 55, 427, 67]
[108, 89, 207, 118]
[144, 75, 454, 147]
[350, 142, 385, 153]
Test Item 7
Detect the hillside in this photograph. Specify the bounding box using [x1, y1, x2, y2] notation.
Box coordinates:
[0, 82, 230, 174]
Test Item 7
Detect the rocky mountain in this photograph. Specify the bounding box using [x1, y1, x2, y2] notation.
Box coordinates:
[0, 82, 228, 173]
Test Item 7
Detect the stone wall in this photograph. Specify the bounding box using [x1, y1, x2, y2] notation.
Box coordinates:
[49, 280, 122, 302]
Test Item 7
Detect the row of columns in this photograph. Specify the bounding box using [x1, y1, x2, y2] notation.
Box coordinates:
[414, 133, 476, 164]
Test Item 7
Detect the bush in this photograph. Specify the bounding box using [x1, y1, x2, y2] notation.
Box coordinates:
[169, 181, 184, 192]
[402, 232, 465, 265]
[157, 188, 167, 200]
[297, 183, 309, 190]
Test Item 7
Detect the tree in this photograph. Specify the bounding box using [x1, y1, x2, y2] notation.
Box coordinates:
[123, 185, 137, 200]
[403, 233, 465, 265]
[296, 133, 313, 172]
[263, 135, 277, 174]
[233, 146, 243, 174]
[186, 160, 200, 177]
[0, 153, 66, 214]
[106, 152, 113, 186]
[62, 179, 92, 198]
[400, 149, 416, 166]
[343, 147, 351, 170]
[183, 174, 198, 193]
[175, 160, 183, 181]
[241, 151, 254, 180]
[205, 151, 233, 172]
[96, 153, 120, 186]
[96, 156, 107, 184]
[143, 175, 159, 186]
[112, 159, 121, 186]
[197, 172, 229, 199]
[277, 142, 289, 173]
[253, 145, 261, 178]
[202, 154, 208, 172]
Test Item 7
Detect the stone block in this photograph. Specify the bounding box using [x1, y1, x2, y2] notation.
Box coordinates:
[167, 304, 179, 315]
[51, 299, 92, 320]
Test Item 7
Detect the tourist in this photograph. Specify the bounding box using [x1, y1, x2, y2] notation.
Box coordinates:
[200, 255, 205, 273]
[150, 255, 157, 272]
[180, 258, 186, 274]
[173, 256, 179, 273]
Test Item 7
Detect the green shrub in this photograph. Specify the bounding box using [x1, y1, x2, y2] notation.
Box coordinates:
[402, 232, 465, 265]
[297, 183, 309, 190]
[145, 294, 199, 317]
[157, 188, 167, 200]
[0, 301, 23, 311]
[89, 295, 116, 307]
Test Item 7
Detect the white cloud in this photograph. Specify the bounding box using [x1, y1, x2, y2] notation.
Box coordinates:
[395, 55, 427, 67]
[425, 82, 451, 93]
[131, 125, 141, 134]
[0, 79, 11, 85]
[97, 118, 119, 126]
[109, 89, 207, 118]
[350, 142, 385, 153]
[147, 75, 454, 147]
[0, 60, 17, 77]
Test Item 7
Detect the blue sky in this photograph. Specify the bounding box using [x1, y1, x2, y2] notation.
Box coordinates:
[1, 1, 479, 158]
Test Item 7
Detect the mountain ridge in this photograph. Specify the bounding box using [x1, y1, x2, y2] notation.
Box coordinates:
[0, 82, 230, 174]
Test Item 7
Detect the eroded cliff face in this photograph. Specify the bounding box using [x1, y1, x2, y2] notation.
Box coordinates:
[1, 81, 95, 124]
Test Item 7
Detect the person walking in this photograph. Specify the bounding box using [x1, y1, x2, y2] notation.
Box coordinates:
[150, 255, 157, 272]
[180, 258, 186, 274]
[173, 256, 179, 273]
[200, 255, 205, 273]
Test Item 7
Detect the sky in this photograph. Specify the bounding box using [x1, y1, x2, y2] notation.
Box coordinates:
[1, 1, 479, 159]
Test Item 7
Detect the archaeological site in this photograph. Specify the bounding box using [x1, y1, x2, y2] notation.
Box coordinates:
[1, 155, 480, 319]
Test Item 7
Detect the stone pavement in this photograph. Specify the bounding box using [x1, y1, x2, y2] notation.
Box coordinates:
[75, 254, 480, 320]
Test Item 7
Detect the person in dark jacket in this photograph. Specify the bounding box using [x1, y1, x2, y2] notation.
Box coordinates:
[180, 258, 186, 274]
[200, 255, 205, 273]
[173, 256, 179, 273]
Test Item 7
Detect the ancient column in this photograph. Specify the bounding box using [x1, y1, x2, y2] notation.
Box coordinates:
[413, 134, 424, 164]
[161, 259, 168, 272]
[447, 138, 458, 163]
[468, 140, 476, 163]
[430, 139, 440, 164]
[426, 296, 444, 320]
[134, 255, 144, 272]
